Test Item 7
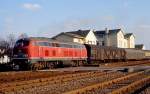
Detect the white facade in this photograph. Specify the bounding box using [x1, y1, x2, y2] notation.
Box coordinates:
[117, 31, 125, 48]
[73, 38, 84, 44]
[0, 55, 10, 64]
[116, 31, 135, 48]
[85, 30, 98, 45]
[128, 35, 135, 48]
[106, 30, 127, 48]
[123, 39, 128, 48]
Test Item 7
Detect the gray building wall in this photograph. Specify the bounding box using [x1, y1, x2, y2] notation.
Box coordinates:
[54, 34, 73, 42]
[108, 33, 118, 47]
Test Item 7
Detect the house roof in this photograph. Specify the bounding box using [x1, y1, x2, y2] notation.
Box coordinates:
[52, 29, 91, 39]
[94, 29, 121, 35]
[135, 44, 144, 49]
[66, 29, 91, 37]
[63, 32, 84, 38]
[52, 32, 84, 39]
[124, 33, 134, 38]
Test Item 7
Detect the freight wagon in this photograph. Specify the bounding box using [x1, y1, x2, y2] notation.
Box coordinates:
[124, 48, 145, 60]
[84, 44, 126, 63]
[143, 50, 150, 59]
[85, 44, 148, 63]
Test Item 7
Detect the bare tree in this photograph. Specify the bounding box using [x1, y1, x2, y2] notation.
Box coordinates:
[7, 34, 16, 48]
[0, 40, 9, 48]
[6, 34, 16, 58]
[0, 39, 9, 59]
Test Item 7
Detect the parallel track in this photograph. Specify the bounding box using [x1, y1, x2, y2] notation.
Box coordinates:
[99, 60, 150, 67]
[0, 71, 84, 84]
[63, 70, 150, 94]
[0, 60, 149, 94]
[0, 71, 126, 94]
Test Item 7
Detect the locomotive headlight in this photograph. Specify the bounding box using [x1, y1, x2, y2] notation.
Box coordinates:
[24, 54, 28, 57]
[28, 59, 30, 62]
[14, 55, 18, 57]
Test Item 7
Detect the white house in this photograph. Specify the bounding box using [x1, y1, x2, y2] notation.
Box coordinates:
[52, 29, 98, 45]
[95, 28, 135, 48]
[124, 33, 135, 48]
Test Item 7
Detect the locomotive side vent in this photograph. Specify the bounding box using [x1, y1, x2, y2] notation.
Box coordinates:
[45, 50, 49, 56]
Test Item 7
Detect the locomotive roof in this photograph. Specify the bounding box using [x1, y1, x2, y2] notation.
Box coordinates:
[26, 37, 84, 45]
[29, 37, 55, 41]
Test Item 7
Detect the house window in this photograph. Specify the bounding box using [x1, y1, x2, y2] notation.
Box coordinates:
[96, 41, 99, 45]
[86, 41, 93, 44]
[97, 34, 104, 38]
[102, 41, 105, 46]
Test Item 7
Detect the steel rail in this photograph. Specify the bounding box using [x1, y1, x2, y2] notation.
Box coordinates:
[0, 71, 107, 93]
[63, 71, 145, 94]
[110, 76, 150, 94]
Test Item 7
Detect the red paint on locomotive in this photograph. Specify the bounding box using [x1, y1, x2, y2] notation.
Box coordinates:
[28, 39, 87, 60]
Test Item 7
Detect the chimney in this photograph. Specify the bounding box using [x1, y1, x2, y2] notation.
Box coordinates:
[105, 28, 109, 34]
[105, 28, 109, 46]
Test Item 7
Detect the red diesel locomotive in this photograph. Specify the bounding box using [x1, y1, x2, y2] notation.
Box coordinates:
[12, 37, 87, 70]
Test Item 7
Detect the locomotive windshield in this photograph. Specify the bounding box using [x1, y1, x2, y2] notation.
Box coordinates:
[15, 39, 29, 47]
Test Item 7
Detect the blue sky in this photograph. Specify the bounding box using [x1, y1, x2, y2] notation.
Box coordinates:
[0, 0, 150, 49]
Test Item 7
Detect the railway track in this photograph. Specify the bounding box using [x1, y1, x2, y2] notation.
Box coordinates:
[0, 71, 102, 93]
[0, 71, 86, 84]
[138, 86, 150, 94]
[63, 70, 150, 94]
[99, 60, 150, 67]
[0, 61, 149, 94]
[0, 70, 149, 94]
[0, 71, 127, 94]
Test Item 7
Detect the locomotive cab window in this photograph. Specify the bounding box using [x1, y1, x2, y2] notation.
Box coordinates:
[15, 39, 29, 47]
[34, 41, 50, 46]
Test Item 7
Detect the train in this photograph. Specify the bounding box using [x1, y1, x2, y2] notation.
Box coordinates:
[11, 37, 150, 70]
